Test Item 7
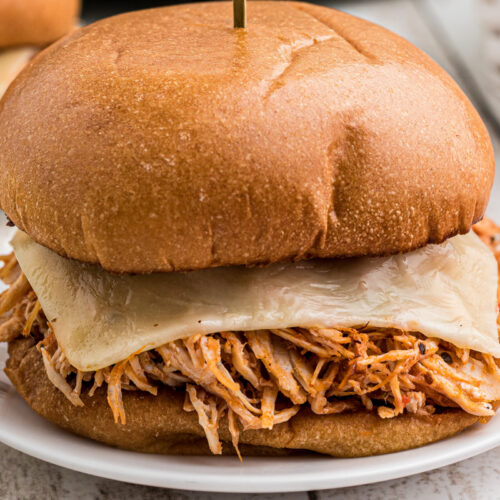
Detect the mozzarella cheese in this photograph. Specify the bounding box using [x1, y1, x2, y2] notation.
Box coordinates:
[11, 230, 500, 371]
[0, 47, 35, 97]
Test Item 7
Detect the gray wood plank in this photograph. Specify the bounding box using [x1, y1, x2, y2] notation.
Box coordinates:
[0, 442, 308, 500]
[316, 446, 500, 499]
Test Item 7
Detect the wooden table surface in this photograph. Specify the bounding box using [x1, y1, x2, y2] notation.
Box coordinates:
[2, 0, 500, 498]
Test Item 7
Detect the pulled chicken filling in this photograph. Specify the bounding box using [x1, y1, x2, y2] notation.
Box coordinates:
[1, 220, 500, 455]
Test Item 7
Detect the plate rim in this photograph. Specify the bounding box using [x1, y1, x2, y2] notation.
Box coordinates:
[1, 388, 500, 493]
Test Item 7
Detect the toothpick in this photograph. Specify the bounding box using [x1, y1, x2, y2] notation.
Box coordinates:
[233, 0, 246, 29]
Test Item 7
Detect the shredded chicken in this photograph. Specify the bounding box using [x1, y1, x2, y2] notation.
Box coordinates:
[40, 346, 84, 407]
[185, 385, 223, 455]
[1, 220, 500, 455]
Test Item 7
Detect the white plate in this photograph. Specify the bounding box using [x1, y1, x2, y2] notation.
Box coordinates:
[1, 212, 500, 493]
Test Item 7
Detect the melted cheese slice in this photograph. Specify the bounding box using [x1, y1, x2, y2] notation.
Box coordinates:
[0, 47, 35, 97]
[11, 230, 500, 371]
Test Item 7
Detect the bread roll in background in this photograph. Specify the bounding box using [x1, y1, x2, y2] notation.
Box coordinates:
[0, 0, 80, 100]
[0, 0, 80, 49]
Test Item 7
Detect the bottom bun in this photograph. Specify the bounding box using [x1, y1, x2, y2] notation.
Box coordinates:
[5, 338, 485, 457]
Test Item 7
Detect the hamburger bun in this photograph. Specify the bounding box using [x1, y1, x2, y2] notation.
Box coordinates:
[0, 1, 494, 274]
[0, 0, 80, 48]
[6, 337, 484, 457]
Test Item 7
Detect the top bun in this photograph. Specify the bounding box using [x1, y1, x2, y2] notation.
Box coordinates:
[0, 0, 80, 48]
[0, 1, 494, 273]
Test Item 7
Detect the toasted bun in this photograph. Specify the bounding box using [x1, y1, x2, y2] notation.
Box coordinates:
[0, 0, 80, 49]
[5, 337, 484, 457]
[0, 1, 494, 273]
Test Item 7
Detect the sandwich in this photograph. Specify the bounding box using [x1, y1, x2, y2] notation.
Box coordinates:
[0, 1, 499, 458]
[0, 0, 80, 97]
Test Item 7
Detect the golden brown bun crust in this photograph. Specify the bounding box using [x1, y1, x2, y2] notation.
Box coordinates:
[5, 337, 483, 457]
[0, 2, 494, 273]
[0, 0, 80, 48]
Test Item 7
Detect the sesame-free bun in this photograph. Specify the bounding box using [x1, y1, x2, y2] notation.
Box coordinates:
[0, 1, 494, 273]
[5, 337, 484, 457]
[0, 0, 80, 48]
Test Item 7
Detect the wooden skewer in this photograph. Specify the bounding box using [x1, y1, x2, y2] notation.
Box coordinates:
[233, 0, 246, 28]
